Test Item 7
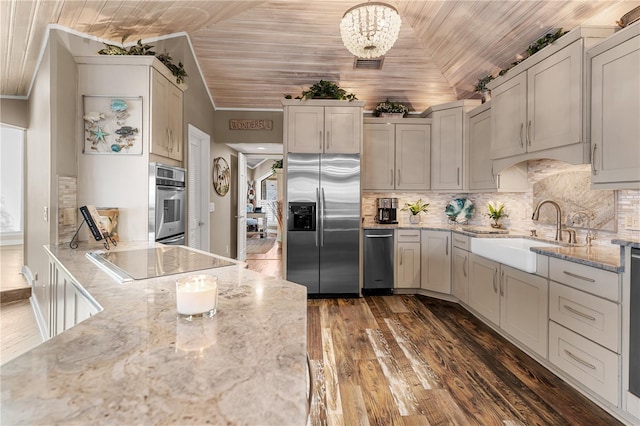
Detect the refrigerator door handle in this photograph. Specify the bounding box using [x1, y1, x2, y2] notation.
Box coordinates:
[315, 187, 320, 247]
[320, 188, 325, 247]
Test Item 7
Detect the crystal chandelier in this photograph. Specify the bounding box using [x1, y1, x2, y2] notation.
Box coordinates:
[340, 2, 402, 59]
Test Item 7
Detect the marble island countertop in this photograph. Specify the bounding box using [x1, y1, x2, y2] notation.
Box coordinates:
[0, 242, 308, 425]
[364, 223, 625, 272]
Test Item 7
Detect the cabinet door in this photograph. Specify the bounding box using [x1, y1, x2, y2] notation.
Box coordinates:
[468, 108, 496, 191]
[167, 83, 184, 161]
[362, 124, 395, 190]
[500, 265, 548, 357]
[527, 40, 582, 152]
[324, 107, 361, 154]
[396, 124, 430, 190]
[591, 34, 640, 185]
[469, 254, 500, 325]
[396, 242, 421, 289]
[420, 230, 451, 294]
[287, 106, 324, 153]
[150, 69, 170, 157]
[491, 72, 527, 159]
[452, 247, 469, 304]
[431, 108, 463, 190]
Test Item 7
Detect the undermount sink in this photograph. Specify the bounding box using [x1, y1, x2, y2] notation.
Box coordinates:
[470, 238, 562, 273]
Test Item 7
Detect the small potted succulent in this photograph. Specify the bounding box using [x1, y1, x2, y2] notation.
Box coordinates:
[374, 99, 409, 118]
[402, 199, 429, 224]
[487, 201, 508, 228]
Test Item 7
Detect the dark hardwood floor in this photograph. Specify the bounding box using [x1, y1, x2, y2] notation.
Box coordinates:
[306, 295, 621, 426]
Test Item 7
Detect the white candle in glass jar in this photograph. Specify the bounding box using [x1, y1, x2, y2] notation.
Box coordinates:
[176, 275, 218, 316]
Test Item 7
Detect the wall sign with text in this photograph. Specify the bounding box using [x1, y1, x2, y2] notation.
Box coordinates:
[229, 119, 273, 131]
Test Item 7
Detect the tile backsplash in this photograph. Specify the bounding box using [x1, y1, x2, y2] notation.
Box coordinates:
[363, 159, 640, 246]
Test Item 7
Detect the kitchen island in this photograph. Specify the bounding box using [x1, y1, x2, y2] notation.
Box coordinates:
[0, 242, 308, 425]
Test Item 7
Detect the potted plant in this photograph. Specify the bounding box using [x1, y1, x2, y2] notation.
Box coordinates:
[402, 199, 429, 224]
[487, 201, 508, 228]
[474, 75, 494, 103]
[271, 159, 283, 176]
[374, 99, 409, 117]
[98, 35, 188, 84]
[286, 80, 357, 101]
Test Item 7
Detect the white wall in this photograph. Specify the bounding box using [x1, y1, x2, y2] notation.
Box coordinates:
[76, 62, 150, 242]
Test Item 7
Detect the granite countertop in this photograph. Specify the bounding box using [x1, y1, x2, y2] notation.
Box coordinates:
[0, 242, 308, 425]
[363, 223, 624, 272]
[611, 238, 640, 249]
[530, 244, 623, 273]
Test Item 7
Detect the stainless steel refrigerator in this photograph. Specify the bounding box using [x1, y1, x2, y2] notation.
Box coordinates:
[286, 153, 360, 296]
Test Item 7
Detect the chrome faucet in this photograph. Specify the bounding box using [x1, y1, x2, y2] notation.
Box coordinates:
[532, 199, 563, 241]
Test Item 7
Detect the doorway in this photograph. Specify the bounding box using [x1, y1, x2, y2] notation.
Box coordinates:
[187, 125, 210, 252]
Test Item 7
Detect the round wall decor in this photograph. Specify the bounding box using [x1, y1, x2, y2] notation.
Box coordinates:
[213, 157, 231, 196]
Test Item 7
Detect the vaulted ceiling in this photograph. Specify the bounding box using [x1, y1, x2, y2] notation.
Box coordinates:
[1, 1, 635, 112]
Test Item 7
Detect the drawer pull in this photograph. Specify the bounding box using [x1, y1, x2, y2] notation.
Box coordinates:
[563, 305, 596, 321]
[562, 271, 596, 282]
[564, 349, 596, 370]
[454, 238, 465, 244]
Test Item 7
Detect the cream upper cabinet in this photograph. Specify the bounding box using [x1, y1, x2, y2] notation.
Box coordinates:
[424, 100, 479, 191]
[150, 68, 184, 161]
[488, 27, 615, 169]
[420, 230, 451, 294]
[467, 103, 529, 192]
[362, 119, 430, 191]
[589, 24, 640, 189]
[283, 100, 364, 154]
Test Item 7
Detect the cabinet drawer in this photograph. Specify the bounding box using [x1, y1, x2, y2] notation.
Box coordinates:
[452, 234, 470, 250]
[549, 322, 620, 406]
[397, 229, 421, 242]
[549, 282, 620, 353]
[549, 257, 619, 301]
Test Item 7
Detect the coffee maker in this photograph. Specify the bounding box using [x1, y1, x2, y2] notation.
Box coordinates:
[375, 198, 398, 224]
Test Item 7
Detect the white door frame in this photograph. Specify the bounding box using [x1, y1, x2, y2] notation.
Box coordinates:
[187, 124, 210, 252]
[237, 153, 247, 261]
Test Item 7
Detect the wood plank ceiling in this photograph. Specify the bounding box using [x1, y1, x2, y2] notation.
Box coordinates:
[0, 1, 635, 112]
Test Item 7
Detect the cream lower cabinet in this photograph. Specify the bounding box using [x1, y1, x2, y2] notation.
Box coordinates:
[469, 255, 548, 358]
[588, 24, 640, 188]
[420, 230, 451, 294]
[395, 229, 421, 289]
[451, 235, 470, 304]
[40, 256, 100, 340]
[548, 257, 621, 407]
[362, 119, 430, 191]
[500, 265, 548, 358]
[469, 254, 501, 325]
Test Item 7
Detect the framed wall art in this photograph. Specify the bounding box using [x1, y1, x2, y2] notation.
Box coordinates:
[213, 157, 230, 196]
[83, 96, 143, 154]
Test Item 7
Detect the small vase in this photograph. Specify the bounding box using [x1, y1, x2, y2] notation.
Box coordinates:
[409, 214, 421, 224]
[380, 112, 404, 118]
[490, 221, 502, 229]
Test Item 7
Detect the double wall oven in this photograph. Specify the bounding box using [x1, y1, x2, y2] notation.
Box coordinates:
[149, 163, 186, 245]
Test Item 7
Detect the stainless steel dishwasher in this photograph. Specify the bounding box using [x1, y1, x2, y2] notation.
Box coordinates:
[363, 229, 394, 294]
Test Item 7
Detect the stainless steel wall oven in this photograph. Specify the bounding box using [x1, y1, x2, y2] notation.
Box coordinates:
[149, 163, 186, 245]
